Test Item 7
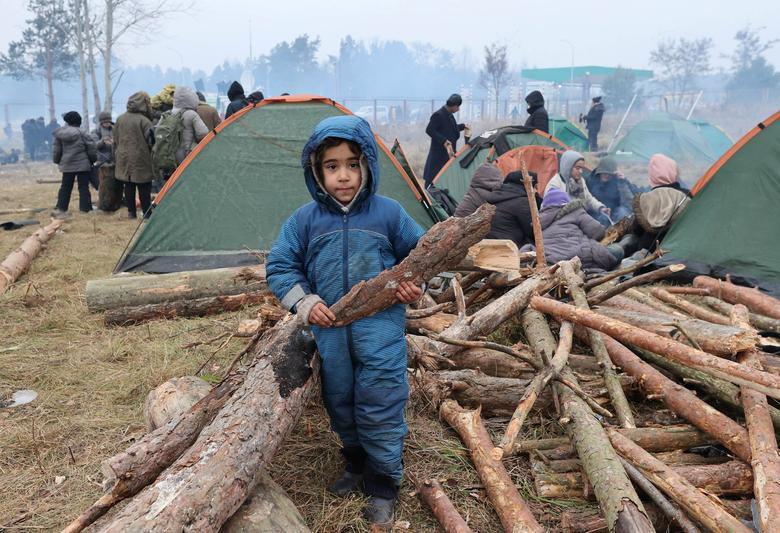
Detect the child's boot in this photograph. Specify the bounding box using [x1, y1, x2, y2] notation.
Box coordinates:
[327, 446, 366, 497]
[363, 468, 398, 529]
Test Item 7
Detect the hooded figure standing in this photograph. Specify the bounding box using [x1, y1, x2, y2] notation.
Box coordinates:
[422, 94, 466, 187]
[524, 90, 549, 133]
[172, 86, 209, 166]
[224, 81, 249, 119]
[545, 150, 610, 225]
[52, 111, 97, 215]
[582, 96, 606, 151]
[195, 91, 221, 131]
[114, 91, 155, 219]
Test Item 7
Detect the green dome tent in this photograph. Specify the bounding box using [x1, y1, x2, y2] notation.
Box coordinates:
[115, 95, 438, 273]
[661, 111, 780, 295]
[610, 113, 732, 165]
[432, 125, 569, 202]
[549, 116, 589, 152]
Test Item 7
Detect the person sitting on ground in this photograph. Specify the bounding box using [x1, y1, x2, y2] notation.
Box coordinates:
[195, 91, 221, 131]
[266, 115, 424, 529]
[632, 153, 691, 250]
[224, 81, 249, 118]
[114, 91, 155, 219]
[172, 86, 209, 166]
[585, 155, 638, 222]
[524, 90, 549, 133]
[545, 150, 610, 225]
[483, 170, 535, 248]
[51, 111, 97, 216]
[453, 162, 504, 217]
[540, 189, 626, 274]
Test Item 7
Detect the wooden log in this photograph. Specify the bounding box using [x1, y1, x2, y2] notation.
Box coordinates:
[416, 479, 473, 533]
[520, 161, 545, 270]
[439, 400, 543, 533]
[96, 315, 318, 532]
[594, 306, 759, 356]
[623, 287, 685, 316]
[330, 203, 494, 327]
[587, 264, 686, 306]
[433, 272, 483, 304]
[405, 301, 454, 319]
[583, 249, 663, 290]
[521, 309, 652, 533]
[221, 471, 310, 533]
[560, 261, 636, 428]
[104, 291, 268, 326]
[0, 218, 64, 293]
[85, 265, 268, 312]
[406, 313, 457, 333]
[458, 239, 520, 273]
[701, 296, 780, 334]
[694, 275, 780, 320]
[600, 214, 636, 246]
[0, 206, 46, 216]
[143, 376, 213, 431]
[560, 505, 673, 533]
[608, 430, 752, 533]
[664, 286, 712, 296]
[650, 287, 732, 325]
[532, 296, 780, 400]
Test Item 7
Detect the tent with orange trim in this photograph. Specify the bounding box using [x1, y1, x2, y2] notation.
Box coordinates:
[660, 111, 780, 295]
[432, 125, 570, 202]
[115, 95, 439, 273]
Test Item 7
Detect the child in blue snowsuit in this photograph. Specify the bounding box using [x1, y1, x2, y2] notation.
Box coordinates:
[266, 115, 425, 526]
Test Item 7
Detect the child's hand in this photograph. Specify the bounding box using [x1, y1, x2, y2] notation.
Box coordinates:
[308, 302, 336, 327]
[396, 281, 422, 304]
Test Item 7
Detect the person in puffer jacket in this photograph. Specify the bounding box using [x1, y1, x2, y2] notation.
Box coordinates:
[266, 115, 424, 528]
[52, 111, 97, 215]
[453, 162, 504, 217]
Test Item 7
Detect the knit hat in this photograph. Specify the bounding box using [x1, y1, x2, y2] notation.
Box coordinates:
[62, 111, 82, 127]
[595, 155, 618, 175]
[542, 188, 570, 208]
[98, 111, 113, 123]
[648, 153, 679, 188]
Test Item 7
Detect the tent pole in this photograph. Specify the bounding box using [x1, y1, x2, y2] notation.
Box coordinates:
[606, 93, 637, 153]
[686, 91, 704, 120]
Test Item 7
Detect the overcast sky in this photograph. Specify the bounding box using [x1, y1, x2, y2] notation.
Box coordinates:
[1, 0, 779, 73]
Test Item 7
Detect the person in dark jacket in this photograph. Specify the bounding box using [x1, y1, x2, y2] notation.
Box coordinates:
[247, 90, 264, 104]
[582, 96, 606, 151]
[224, 81, 249, 119]
[453, 162, 504, 217]
[52, 111, 97, 216]
[524, 90, 549, 133]
[91, 111, 123, 211]
[585, 156, 637, 222]
[422, 94, 466, 187]
[540, 189, 623, 273]
[483, 170, 535, 248]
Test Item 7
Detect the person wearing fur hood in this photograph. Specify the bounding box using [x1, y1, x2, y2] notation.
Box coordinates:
[545, 150, 610, 225]
[171, 86, 209, 165]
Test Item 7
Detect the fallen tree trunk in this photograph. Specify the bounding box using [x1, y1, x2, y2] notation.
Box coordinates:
[694, 275, 780, 320]
[521, 309, 653, 533]
[594, 306, 758, 356]
[104, 291, 268, 326]
[416, 478, 473, 533]
[0, 218, 64, 293]
[649, 287, 732, 325]
[532, 296, 780, 400]
[85, 265, 268, 312]
[330, 204, 494, 326]
[96, 315, 318, 532]
[701, 295, 780, 334]
[440, 400, 543, 532]
[608, 430, 752, 533]
[587, 264, 686, 306]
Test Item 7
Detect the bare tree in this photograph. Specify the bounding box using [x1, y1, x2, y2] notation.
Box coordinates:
[479, 43, 510, 119]
[84, 0, 102, 116]
[650, 37, 713, 111]
[70, 0, 90, 128]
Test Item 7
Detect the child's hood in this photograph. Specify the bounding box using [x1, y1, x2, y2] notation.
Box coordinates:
[300, 115, 380, 211]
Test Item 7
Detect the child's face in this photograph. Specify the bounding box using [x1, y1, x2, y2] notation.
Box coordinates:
[321, 143, 362, 205]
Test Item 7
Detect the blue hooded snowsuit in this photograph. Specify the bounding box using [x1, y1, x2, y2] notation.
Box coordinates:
[266, 115, 425, 483]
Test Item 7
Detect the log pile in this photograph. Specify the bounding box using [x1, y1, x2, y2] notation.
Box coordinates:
[65, 203, 780, 531]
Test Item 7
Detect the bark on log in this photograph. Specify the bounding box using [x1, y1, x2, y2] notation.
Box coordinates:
[583, 249, 663, 291]
[560, 505, 673, 533]
[521, 163, 545, 270]
[416, 478, 473, 533]
[594, 306, 758, 356]
[650, 287, 732, 325]
[406, 313, 457, 333]
[623, 287, 686, 316]
[104, 291, 268, 326]
[0, 218, 63, 293]
[521, 309, 652, 533]
[433, 272, 484, 304]
[458, 239, 520, 273]
[439, 400, 543, 533]
[532, 296, 780, 400]
[221, 471, 310, 533]
[330, 204, 495, 326]
[608, 430, 752, 533]
[701, 296, 780, 334]
[575, 329, 753, 462]
[587, 264, 686, 306]
[600, 214, 636, 246]
[664, 287, 711, 296]
[694, 275, 780, 320]
[560, 261, 635, 428]
[96, 315, 318, 532]
[86, 265, 268, 312]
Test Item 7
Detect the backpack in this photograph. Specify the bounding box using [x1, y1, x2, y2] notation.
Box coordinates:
[152, 110, 184, 172]
[426, 185, 459, 218]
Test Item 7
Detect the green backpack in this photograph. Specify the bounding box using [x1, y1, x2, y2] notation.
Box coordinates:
[152, 110, 185, 172]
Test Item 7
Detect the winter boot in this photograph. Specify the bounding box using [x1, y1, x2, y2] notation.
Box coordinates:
[327, 446, 366, 497]
[363, 467, 398, 529]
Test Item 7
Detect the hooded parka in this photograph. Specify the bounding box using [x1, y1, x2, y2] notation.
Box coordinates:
[113, 92, 155, 183]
